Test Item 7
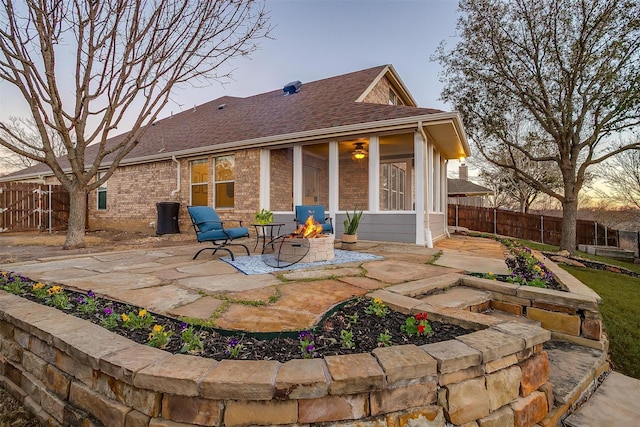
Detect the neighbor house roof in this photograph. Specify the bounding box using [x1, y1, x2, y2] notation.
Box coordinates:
[2, 64, 470, 181]
[448, 178, 493, 197]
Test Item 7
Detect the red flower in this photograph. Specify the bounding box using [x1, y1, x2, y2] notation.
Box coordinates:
[418, 325, 425, 334]
[415, 312, 428, 321]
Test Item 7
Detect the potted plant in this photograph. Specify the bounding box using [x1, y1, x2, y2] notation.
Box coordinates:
[254, 208, 273, 236]
[342, 207, 363, 246]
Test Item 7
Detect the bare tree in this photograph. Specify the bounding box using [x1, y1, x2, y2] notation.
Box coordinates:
[436, 0, 640, 253]
[0, 116, 67, 171]
[597, 148, 640, 210]
[0, 0, 270, 248]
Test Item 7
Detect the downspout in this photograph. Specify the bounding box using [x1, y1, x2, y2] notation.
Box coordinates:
[419, 121, 433, 248]
[170, 156, 180, 198]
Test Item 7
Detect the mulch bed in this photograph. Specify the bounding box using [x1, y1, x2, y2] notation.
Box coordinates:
[542, 252, 640, 277]
[7, 280, 471, 363]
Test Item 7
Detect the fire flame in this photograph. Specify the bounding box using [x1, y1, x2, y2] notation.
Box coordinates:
[296, 215, 324, 238]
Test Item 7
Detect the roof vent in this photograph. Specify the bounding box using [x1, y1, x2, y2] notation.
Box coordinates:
[283, 81, 302, 95]
[218, 104, 226, 110]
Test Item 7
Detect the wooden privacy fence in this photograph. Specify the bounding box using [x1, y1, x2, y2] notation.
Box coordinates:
[448, 204, 618, 247]
[0, 183, 70, 232]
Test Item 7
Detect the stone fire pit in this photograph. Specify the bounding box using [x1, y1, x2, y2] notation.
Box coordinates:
[276, 234, 335, 264]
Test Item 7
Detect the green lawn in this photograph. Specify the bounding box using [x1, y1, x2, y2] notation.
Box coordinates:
[561, 265, 640, 379]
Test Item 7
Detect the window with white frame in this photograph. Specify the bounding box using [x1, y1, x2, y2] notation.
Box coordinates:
[97, 172, 107, 210]
[214, 155, 235, 208]
[380, 163, 406, 210]
[190, 159, 209, 206]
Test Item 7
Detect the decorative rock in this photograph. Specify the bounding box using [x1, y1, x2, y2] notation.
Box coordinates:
[20, 370, 43, 405]
[538, 381, 554, 410]
[224, 399, 298, 426]
[444, 377, 491, 425]
[200, 360, 280, 400]
[492, 322, 551, 348]
[516, 287, 598, 311]
[325, 353, 385, 395]
[417, 304, 502, 329]
[28, 337, 55, 364]
[461, 276, 519, 295]
[478, 406, 515, 427]
[1, 338, 22, 363]
[366, 290, 422, 314]
[101, 345, 171, 385]
[372, 344, 437, 386]
[549, 256, 585, 268]
[161, 394, 222, 426]
[439, 365, 484, 386]
[54, 348, 93, 386]
[134, 354, 216, 396]
[419, 287, 491, 310]
[125, 410, 151, 427]
[395, 406, 444, 427]
[370, 380, 437, 416]
[484, 354, 518, 374]
[298, 394, 368, 423]
[519, 351, 549, 397]
[532, 300, 577, 315]
[94, 372, 161, 417]
[490, 300, 523, 316]
[486, 366, 521, 411]
[421, 340, 482, 374]
[526, 307, 581, 336]
[69, 381, 131, 427]
[510, 391, 548, 427]
[456, 329, 525, 363]
[275, 358, 329, 399]
[581, 317, 602, 341]
[43, 364, 70, 400]
[387, 273, 463, 297]
[39, 387, 65, 423]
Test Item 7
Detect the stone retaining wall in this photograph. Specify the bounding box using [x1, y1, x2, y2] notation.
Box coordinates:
[0, 289, 553, 427]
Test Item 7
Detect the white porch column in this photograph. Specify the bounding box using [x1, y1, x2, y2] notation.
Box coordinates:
[368, 136, 380, 213]
[293, 145, 303, 207]
[259, 149, 270, 209]
[414, 131, 427, 246]
[329, 141, 339, 223]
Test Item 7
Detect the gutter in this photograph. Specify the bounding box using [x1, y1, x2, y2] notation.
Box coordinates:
[170, 156, 180, 198]
[1, 111, 469, 182]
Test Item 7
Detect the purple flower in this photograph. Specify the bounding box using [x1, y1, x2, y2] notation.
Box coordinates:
[305, 344, 315, 353]
[229, 338, 239, 348]
[298, 331, 313, 341]
[104, 307, 113, 316]
[180, 322, 188, 331]
[76, 297, 85, 304]
[87, 290, 95, 298]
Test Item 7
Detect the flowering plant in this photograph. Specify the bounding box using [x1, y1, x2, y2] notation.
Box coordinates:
[32, 282, 48, 299]
[46, 285, 72, 310]
[2, 272, 25, 294]
[121, 308, 154, 330]
[76, 290, 97, 315]
[365, 298, 389, 317]
[298, 331, 316, 359]
[401, 312, 432, 337]
[226, 338, 244, 358]
[148, 324, 172, 348]
[100, 307, 120, 330]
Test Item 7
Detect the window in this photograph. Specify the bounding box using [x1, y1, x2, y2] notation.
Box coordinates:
[190, 159, 209, 206]
[97, 172, 107, 210]
[215, 155, 235, 208]
[380, 163, 406, 210]
[388, 88, 404, 106]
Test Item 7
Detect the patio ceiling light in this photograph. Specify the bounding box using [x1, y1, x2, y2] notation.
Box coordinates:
[352, 142, 367, 160]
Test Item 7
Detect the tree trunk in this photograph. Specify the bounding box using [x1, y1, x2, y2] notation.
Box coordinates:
[63, 186, 87, 249]
[560, 198, 578, 254]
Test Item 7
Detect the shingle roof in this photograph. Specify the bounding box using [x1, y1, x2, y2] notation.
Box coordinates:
[448, 178, 493, 196]
[3, 65, 445, 179]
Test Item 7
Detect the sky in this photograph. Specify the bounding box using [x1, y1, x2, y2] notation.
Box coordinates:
[0, 0, 469, 176]
[0, 0, 460, 127]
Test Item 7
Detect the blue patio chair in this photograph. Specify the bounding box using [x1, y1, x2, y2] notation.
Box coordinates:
[187, 206, 250, 261]
[294, 205, 333, 234]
